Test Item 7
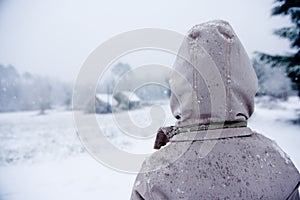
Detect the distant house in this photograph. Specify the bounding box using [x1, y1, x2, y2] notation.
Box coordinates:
[113, 91, 140, 110]
[95, 93, 118, 113]
[86, 91, 140, 114]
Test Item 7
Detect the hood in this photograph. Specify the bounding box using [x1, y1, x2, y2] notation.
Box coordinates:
[170, 20, 258, 127]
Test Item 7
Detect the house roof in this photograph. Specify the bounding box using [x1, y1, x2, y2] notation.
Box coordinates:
[117, 91, 140, 102]
[95, 94, 118, 106]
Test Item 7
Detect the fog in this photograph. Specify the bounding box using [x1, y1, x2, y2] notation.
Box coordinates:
[0, 0, 291, 82]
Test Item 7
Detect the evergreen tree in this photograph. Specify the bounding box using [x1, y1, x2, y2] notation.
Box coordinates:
[258, 0, 300, 96]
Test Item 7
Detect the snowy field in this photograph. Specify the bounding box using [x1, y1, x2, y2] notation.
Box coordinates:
[0, 97, 299, 200]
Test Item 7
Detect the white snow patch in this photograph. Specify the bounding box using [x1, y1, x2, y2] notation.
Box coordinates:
[135, 180, 141, 187]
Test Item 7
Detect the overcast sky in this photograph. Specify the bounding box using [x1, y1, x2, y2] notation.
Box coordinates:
[0, 0, 291, 82]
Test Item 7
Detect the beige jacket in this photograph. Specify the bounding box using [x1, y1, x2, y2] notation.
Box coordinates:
[131, 20, 300, 200]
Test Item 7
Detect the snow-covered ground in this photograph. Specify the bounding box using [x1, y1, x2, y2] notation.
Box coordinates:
[0, 97, 299, 200]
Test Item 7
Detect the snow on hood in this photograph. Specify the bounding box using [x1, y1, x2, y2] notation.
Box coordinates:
[170, 20, 258, 127]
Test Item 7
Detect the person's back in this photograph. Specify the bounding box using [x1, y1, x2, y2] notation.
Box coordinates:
[130, 20, 300, 200]
[132, 130, 299, 199]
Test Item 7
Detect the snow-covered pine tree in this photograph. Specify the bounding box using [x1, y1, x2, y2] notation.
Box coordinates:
[257, 0, 300, 96]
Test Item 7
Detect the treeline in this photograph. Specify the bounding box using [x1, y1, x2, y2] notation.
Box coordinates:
[1, 59, 295, 114]
[0, 65, 72, 113]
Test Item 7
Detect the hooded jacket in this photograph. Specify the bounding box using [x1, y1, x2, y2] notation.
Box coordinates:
[130, 20, 300, 200]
